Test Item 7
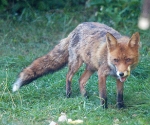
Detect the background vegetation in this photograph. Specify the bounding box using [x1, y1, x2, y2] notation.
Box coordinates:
[0, 0, 150, 125]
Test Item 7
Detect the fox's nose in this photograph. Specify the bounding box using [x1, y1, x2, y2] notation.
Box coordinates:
[119, 72, 124, 77]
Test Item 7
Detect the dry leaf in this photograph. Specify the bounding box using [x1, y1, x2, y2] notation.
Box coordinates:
[68, 119, 83, 124]
[58, 112, 67, 122]
[49, 121, 58, 125]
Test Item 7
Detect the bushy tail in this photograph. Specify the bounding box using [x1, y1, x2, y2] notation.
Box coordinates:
[13, 37, 70, 92]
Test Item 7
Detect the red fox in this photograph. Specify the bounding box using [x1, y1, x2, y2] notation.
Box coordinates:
[13, 22, 140, 108]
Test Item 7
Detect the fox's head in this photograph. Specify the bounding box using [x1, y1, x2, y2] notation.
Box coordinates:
[106, 32, 140, 82]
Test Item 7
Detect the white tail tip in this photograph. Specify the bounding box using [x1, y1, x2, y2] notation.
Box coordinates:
[12, 78, 22, 92]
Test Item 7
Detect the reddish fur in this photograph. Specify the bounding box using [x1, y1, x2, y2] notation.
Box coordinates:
[13, 22, 140, 108]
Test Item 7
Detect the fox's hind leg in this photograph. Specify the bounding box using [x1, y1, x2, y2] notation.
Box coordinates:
[79, 66, 94, 98]
[66, 58, 83, 97]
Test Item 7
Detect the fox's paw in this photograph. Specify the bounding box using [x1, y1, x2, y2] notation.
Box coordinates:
[80, 89, 89, 98]
[83, 92, 89, 99]
[66, 91, 72, 98]
[117, 102, 124, 109]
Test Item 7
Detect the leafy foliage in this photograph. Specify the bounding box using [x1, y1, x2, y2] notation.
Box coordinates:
[0, 0, 142, 31]
[1, 0, 142, 31]
[0, 0, 8, 12]
[0, 0, 86, 13]
[86, 0, 141, 28]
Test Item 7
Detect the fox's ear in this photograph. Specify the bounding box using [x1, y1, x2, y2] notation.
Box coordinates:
[106, 32, 118, 50]
[128, 32, 140, 48]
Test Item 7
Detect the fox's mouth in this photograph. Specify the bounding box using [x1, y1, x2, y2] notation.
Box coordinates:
[119, 76, 127, 82]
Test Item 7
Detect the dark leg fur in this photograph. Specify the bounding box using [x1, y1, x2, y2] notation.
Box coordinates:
[66, 80, 72, 98]
[116, 79, 124, 109]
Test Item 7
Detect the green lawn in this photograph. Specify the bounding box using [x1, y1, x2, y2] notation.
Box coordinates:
[0, 11, 150, 125]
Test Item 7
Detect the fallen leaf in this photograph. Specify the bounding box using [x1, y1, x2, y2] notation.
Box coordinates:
[58, 112, 67, 122]
[49, 121, 58, 125]
[68, 119, 83, 124]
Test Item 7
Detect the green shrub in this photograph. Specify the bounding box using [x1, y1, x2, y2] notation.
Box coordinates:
[0, 0, 86, 13]
[86, 0, 141, 28]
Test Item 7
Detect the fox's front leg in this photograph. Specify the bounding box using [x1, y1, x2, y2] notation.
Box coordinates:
[66, 59, 83, 98]
[98, 69, 107, 108]
[116, 79, 124, 108]
[79, 69, 94, 98]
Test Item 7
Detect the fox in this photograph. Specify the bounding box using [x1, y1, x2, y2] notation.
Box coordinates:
[12, 22, 140, 108]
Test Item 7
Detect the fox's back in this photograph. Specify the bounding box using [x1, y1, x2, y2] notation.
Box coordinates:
[68, 22, 122, 70]
[70, 22, 121, 44]
[69, 22, 122, 53]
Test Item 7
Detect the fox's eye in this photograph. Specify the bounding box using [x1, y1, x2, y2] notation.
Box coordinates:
[126, 58, 131, 62]
[114, 59, 119, 62]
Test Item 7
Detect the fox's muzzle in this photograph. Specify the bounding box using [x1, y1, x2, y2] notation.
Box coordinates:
[116, 66, 131, 82]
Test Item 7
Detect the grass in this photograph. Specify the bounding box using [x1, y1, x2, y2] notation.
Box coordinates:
[0, 9, 150, 125]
